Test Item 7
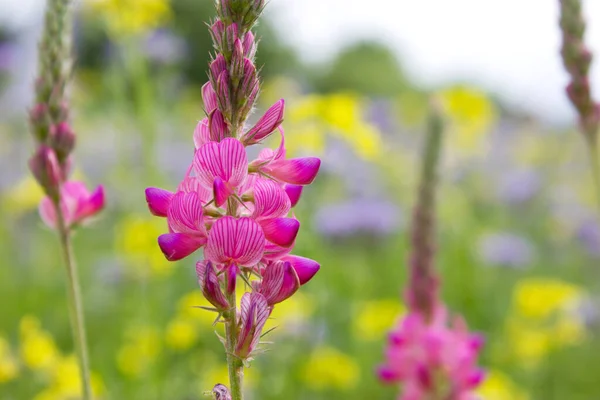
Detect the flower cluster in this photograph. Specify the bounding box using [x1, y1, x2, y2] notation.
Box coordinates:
[145, 0, 321, 362]
[379, 104, 484, 399]
[29, 0, 103, 229]
[378, 307, 484, 400]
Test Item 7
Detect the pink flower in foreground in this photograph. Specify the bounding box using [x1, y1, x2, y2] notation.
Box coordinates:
[39, 181, 104, 229]
[378, 307, 484, 400]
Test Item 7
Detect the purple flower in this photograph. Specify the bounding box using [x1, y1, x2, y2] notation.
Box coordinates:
[576, 220, 600, 258]
[143, 29, 186, 65]
[314, 198, 401, 238]
[497, 169, 541, 205]
[478, 233, 534, 268]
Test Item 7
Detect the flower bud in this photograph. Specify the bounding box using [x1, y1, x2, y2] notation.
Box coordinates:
[225, 24, 239, 54]
[216, 71, 233, 120]
[209, 20, 225, 51]
[258, 261, 300, 306]
[196, 261, 230, 311]
[211, 384, 232, 400]
[230, 39, 245, 82]
[242, 32, 256, 60]
[235, 292, 270, 359]
[210, 54, 228, 86]
[202, 82, 219, 114]
[49, 122, 76, 161]
[208, 109, 229, 142]
[242, 99, 284, 145]
[29, 146, 62, 199]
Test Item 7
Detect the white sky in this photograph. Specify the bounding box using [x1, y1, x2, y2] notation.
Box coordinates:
[2, 0, 600, 124]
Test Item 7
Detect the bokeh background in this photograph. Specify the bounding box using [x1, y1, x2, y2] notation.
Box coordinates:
[1, 0, 600, 399]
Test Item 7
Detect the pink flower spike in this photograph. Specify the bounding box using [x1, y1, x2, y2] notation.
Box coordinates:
[235, 292, 270, 359]
[284, 184, 303, 207]
[260, 217, 299, 247]
[242, 99, 285, 145]
[208, 109, 229, 142]
[281, 255, 320, 285]
[158, 233, 207, 261]
[210, 54, 227, 83]
[193, 118, 211, 149]
[259, 261, 300, 306]
[197, 261, 229, 310]
[205, 216, 265, 267]
[202, 82, 218, 114]
[145, 187, 174, 217]
[39, 181, 105, 229]
[194, 138, 248, 195]
[263, 157, 321, 185]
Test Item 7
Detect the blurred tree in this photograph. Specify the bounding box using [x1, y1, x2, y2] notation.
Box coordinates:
[313, 41, 409, 96]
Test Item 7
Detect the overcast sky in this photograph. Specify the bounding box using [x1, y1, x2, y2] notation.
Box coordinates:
[3, 0, 600, 124]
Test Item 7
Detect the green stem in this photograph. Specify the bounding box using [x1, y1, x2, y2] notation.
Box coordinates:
[55, 202, 92, 399]
[586, 137, 600, 218]
[225, 289, 244, 400]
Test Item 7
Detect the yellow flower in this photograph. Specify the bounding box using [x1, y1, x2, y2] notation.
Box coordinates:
[476, 370, 529, 400]
[513, 278, 583, 320]
[165, 317, 198, 351]
[117, 325, 161, 378]
[86, 0, 171, 37]
[301, 346, 360, 391]
[19, 316, 59, 371]
[0, 335, 18, 383]
[177, 292, 220, 328]
[116, 215, 175, 278]
[263, 292, 315, 335]
[506, 324, 552, 368]
[35, 355, 105, 400]
[439, 85, 496, 156]
[319, 93, 362, 132]
[1, 176, 44, 216]
[284, 124, 326, 156]
[353, 299, 405, 341]
[552, 313, 586, 347]
[199, 363, 259, 393]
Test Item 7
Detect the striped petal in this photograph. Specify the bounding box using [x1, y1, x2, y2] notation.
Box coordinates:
[252, 178, 290, 219]
[202, 82, 218, 114]
[236, 292, 270, 359]
[167, 191, 206, 235]
[259, 261, 300, 306]
[145, 187, 173, 217]
[194, 138, 248, 190]
[204, 216, 265, 266]
[242, 99, 285, 145]
[193, 118, 210, 149]
[196, 261, 229, 310]
[158, 233, 207, 261]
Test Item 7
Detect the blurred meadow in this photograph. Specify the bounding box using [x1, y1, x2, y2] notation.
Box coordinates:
[1, 0, 600, 399]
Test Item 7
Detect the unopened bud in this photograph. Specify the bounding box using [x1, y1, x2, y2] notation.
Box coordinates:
[49, 122, 76, 161]
[211, 384, 232, 400]
[29, 146, 62, 199]
[216, 71, 233, 120]
[235, 292, 270, 359]
[196, 261, 230, 311]
[242, 32, 256, 60]
[230, 39, 245, 82]
[209, 20, 225, 51]
[209, 54, 228, 86]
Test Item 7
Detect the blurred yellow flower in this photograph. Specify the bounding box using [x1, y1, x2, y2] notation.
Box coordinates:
[284, 124, 326, 156]
[86, 0, 171, 37]
[0, 335, 19, 383]
[165, 317, 198, 351]
[117, 325, 161, 378]
[2, 176, 44, 216]
[200, 363, 259, 392]
[353, 299, 405, 341]
[34, 355, 105, 400]
[177, 291, 220, 328]
[19, 316, 59, 371]
[116, 215, 175, 278]
[506, 323, 552, 368]
[476, 370, 529, 400]
[320, 93, 362, 132]
[301, 346, 360, 391]
[513, 278, 583, 320]
[439, 85, 496, 156]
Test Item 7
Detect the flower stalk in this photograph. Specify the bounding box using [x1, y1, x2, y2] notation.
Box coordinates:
[145, 2, 321, 399]
[558, 0, 600, 215]
[28, 1, 104, 398]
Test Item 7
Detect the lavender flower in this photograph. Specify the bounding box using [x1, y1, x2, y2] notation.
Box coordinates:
[497, 169, 542, 205]
[576, 220, 600, 258]
[478, 233, 535, 268]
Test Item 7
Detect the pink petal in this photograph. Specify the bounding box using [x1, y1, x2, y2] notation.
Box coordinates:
[193, 118, 210, 149]
[177, 176, 212, 203]
[226, 264, 238, 295]
[282, 255, 320, 285]
[39, 197, 57, 228]
[236, 292, 270, 358]
[194, 138, 248, 190]
[213, 177, 232, 207]
[196, 261, 229, 310]
[252, 178, 290, 219]
[242, 99, 285, 145]
[146, 187, 173, 217]
[167, 191, 207, 235]
[264, 157, 321, 185]
[260, 261, 300, 305]
[202, 82, 218, 114]
[210, 54, 227, 81]
[208, 109, 229, 142]
[158, 233, 207, 261]
[262, 241, 294, 261]
[204, 216, 265, 266]
[284, 184, 303, 207]
[260, 217, 299, 247]
[75, 185, 105, 222]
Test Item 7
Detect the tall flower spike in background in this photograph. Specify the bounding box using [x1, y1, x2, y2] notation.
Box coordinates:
[378, 102, 485, 400]
[558, 0, 600, 215]
[28, 0, 105, 398]
[144, 1, 321, 399]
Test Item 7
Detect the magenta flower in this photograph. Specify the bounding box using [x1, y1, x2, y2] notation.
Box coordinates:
[235, 292, 270, 359]
[204, 216, 265, 267]
[39, 181, 105, 229]
[379, 307, 484, 400]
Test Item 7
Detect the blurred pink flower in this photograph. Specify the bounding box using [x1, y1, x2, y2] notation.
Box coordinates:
[39, 181, 104, 229]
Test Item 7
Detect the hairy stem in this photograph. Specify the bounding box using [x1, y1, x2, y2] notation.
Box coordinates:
[225, 289, 244, 400]
[55, 202, 92, 399]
